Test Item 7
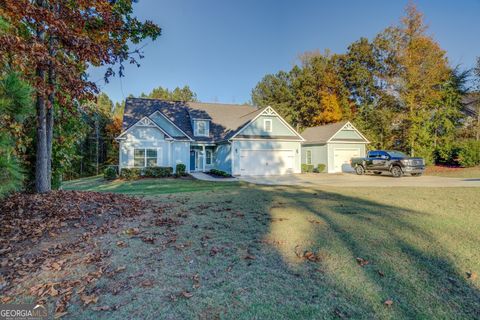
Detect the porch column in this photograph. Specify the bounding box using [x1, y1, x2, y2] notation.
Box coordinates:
[202, 145, 206, 172]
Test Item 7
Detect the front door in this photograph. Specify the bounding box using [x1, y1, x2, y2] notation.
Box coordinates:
[190, 150, 196, 171]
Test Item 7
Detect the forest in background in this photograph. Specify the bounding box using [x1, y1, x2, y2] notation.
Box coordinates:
[252, 4, 480, 165]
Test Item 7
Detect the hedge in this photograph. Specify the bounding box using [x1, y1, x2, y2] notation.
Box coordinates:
[301, 164, 314, 173]
[209, 169, 230, 177]
[120, 168, 142, 180]
[175, 163, 187, 177]
[144, 166, 173, 178]
[457, 140, 480, 167]
[103, 166, 118, 180]
[120, 166, 173, 180]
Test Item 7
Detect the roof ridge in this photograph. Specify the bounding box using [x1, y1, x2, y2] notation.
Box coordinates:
[126, 97, 254, 108]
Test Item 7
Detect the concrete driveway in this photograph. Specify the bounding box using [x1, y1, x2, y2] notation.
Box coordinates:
[240, 173, 480, 187]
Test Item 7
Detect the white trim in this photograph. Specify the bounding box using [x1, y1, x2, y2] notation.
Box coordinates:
[194, 119, 209, 137]
[230, 106, 305, 141]
[326, 140, 370, 144]
[150, 110, 194, 141]
[263, 118, 272, 132]
[327, 121, 370, 144]
[231, 138, 304, 142]
[116, 116, 174, 140]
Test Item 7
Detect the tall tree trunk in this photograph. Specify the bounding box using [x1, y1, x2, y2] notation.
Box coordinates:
[46, 35, 55, 188]
[95, 115, 100, 175]
[35, 0, 50, 193]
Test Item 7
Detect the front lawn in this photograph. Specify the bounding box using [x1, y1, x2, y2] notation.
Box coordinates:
[62, 175, 240, 194]
[2, 178, 479, 319]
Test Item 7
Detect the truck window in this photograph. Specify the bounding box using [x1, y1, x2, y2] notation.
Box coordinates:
[368, 151, 378, 158]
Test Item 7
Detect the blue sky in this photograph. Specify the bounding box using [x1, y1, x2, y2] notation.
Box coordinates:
[88, 0, 480, 104]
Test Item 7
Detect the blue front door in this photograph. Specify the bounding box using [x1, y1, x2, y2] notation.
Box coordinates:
[190, 150, 196, 171]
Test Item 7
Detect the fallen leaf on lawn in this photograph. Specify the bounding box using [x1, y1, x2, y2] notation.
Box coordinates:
[378, 270, 385, 277]
[116, 241, 127, 248]
[244, 254, 256, 260]
[92, 305, 111, 311]
[356, 257, 369, 267]
[169, 294, 178, 302]
[124, 228, 140, 236]
[192, 273, 201, 289]
[116, 266, 126, 273]
[384, 299, 393, 306]
[141, 236, 155, 244]
[466, 271, 477, 281]
[80, 294, 98, 306]
[226, 265, 233, 272]
[140, 279, 154, 288]
[210, 247, 220, 256]
[48, 285, 59, 297]
[181, 291, 193, 298]
[54, 311, 68, 319]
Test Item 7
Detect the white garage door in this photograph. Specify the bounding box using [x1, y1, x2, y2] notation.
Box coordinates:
[240, 150, 294, 175]
[333, 148, 360, 173]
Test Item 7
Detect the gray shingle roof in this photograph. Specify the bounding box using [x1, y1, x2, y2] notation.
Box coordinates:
[462, 93, 479, 117]
[122, 98, 262, 142]
[301, 121, 348, 144]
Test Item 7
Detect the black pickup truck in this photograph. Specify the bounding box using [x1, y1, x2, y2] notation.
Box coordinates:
[350, 150, 425, 177]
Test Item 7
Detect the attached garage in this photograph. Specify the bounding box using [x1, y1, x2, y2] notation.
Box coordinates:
[229, 107, 304, 176]
[301, 121, 369, 173]
[240, 149, 295, 175]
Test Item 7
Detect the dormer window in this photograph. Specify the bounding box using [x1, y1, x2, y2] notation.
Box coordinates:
[195, 120, 209, 137]
[264, 119, 272, 132]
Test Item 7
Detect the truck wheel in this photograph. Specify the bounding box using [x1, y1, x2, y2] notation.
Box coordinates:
[390, 166, 402, 178]
[355, 165, 365, 175]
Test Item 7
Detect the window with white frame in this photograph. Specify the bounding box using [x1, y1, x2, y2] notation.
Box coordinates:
[195, 120, 209, 136]
[133, 148, 157, 167]
[264, 119, 272, 132]
[306, 150, 312, 165]
[206, 150, 213, 165]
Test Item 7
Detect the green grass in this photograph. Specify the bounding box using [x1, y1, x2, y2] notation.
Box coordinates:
[61, 177, 479, 319]
[425, 165, 480, 178]
[62, 176, 240, 195]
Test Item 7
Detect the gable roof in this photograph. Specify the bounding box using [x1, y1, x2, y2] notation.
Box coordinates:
[121, 98, 261, 142]
[462, 93, 479, 117]
[301, 121, 348, 144]
[301, 121, 369, 144]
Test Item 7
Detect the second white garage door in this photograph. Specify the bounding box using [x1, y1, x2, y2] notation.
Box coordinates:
[240, 150, 294, 175]
[333, 148, 360, 173]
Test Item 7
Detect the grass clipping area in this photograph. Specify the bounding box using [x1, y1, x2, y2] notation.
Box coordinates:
[2, 181, 480, 319]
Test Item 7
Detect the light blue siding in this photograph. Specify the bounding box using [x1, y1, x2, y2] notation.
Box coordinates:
[214, 144, 232, 173]
[126, 126, 165, 141]
[331, 129, 364, 140]
[119, 123, 191, 170]
[149, 112, 186, 138]
[301, 144, 328, 171]
[240, 115, 297, 137]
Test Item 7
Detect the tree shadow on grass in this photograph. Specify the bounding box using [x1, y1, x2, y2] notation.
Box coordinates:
[269, 187, 480, 319]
